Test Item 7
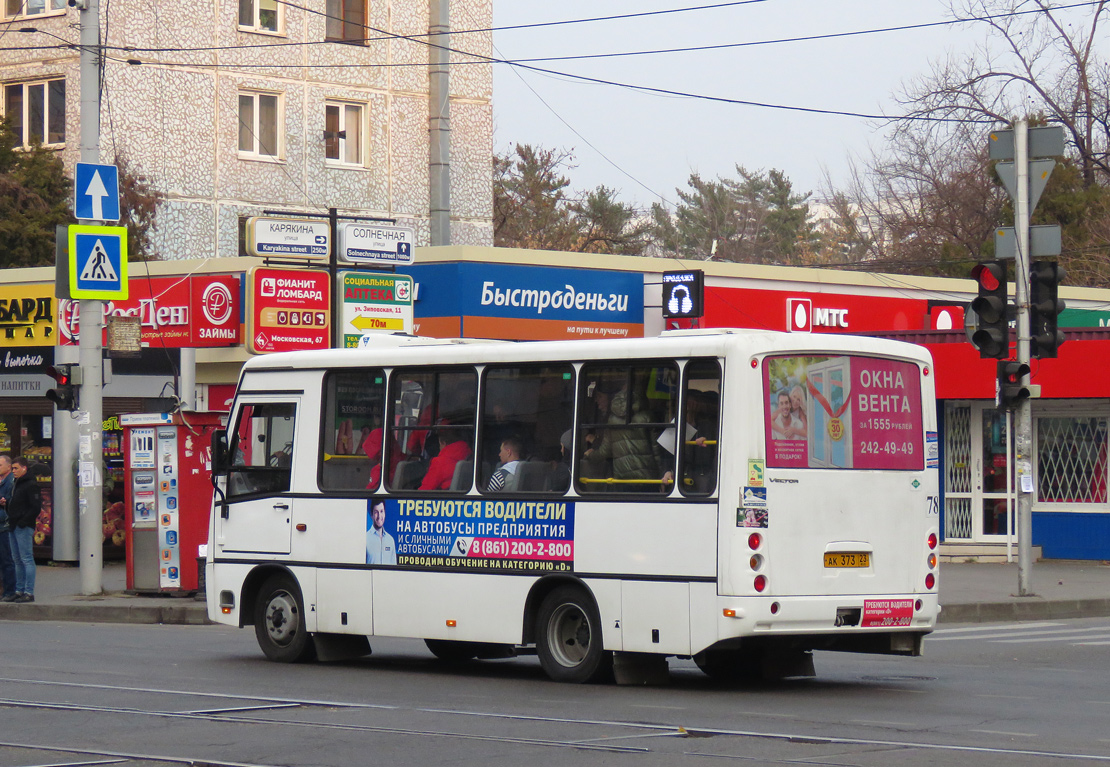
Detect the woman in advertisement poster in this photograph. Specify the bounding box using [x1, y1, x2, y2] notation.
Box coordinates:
[788, 385, 809, 440]
[770, 388, 808, 441]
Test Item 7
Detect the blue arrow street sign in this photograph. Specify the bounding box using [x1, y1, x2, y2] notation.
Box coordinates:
[74, 162, 120, 222]
[68, 224, 129, 300]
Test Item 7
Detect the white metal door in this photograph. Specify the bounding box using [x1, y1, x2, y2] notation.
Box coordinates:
[944, 402, 1013, 542]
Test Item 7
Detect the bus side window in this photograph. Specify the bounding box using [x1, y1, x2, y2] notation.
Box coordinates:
[320, 370, 386, 492]
[679, 359, 721, 495]
[387, 367, 477, 492]
[576, 362, 678, 495]
[479, 364, 575, 494]
[228, 403, 296, 498]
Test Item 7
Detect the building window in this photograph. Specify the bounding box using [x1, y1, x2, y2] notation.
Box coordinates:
[324, 102, 363, 165]
[326, 0, 366, 43]
[4, 0, 65, 18]
[238, 0, 279, 32]
[238, 91, 281, 159]
[1037, 415, 1108, 504]
[4, 79, 65, 148]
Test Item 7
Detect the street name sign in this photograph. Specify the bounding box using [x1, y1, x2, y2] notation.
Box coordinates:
[74, 162, 120, 222]
[246, 217, 330, 259]
[67, 224, 129, 300]
[337, 222, 415, 265]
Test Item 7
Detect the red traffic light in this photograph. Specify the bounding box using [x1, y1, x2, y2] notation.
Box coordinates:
[971, 262, 1001, 292]
[46, 365, 70, 385]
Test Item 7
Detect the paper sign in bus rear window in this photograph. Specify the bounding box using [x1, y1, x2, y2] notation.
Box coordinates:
[764, 355, 923, 470]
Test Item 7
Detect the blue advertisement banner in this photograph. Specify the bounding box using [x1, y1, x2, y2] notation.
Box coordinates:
[402, 263, 644, 324]
[366, 497, 575, 573]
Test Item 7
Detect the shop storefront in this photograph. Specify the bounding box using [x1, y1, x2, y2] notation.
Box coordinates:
[5, 247, 1110, 561]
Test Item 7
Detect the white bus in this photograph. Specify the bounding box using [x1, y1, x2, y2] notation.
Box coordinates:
[206, 329, 940, 683]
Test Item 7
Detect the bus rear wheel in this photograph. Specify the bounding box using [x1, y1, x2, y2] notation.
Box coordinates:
[254, 573, 314, 663]
[536, 586, 609, 683]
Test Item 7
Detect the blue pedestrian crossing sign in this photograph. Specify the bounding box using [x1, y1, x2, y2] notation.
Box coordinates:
[68, 224, 129, 300]
[74, 162, 121, 222]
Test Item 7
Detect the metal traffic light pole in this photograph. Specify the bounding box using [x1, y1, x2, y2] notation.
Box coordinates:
[78, 0, 104, 595]
[1013, 121, 1034, 597]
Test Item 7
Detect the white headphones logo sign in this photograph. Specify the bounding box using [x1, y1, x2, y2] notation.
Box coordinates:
[667, 284, 693, 315]
[662, 270, 704, 319]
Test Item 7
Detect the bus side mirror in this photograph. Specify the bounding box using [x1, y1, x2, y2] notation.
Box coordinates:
[211, 429, 230, 474]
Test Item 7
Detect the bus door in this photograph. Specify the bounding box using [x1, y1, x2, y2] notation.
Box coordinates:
[214, 398, 300, 555]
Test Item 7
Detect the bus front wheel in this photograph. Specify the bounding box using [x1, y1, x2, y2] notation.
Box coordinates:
[536, 586, 609, 683]
[254, 573, 315, 663]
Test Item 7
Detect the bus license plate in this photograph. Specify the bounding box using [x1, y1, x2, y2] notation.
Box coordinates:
[824, 552, 870, 568]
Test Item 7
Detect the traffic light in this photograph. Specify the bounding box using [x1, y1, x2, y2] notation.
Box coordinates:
[1030, 260, 1066, 359]
[997, 361, 1031, 409]
[45, 364, 81, 411]
[970, 261, 1009, 359]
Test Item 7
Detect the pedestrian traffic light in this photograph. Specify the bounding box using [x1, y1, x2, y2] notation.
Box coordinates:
[997, 361, 1031, 408]
[45, 364, 81, 411]
[1030, 260, 1066, 359]
[970, 261, 1009, 359]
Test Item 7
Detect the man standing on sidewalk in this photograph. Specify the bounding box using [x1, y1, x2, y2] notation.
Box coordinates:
[0, 454, 16, 602]
[7, 457, 41, 603]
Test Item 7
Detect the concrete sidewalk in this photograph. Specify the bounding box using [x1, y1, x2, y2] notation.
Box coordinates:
[1, 559, 1109, 625]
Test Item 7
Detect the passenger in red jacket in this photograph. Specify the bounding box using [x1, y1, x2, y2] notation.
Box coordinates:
[419, 429, 472, 491]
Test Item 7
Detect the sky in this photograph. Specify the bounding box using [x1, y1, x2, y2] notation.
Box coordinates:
[488, 0, 990, 211]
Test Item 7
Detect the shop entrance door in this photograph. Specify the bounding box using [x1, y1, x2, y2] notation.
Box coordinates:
[944, 402, 1014, 542]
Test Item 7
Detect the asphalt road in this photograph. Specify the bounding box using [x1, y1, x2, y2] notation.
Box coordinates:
[2, 618, 1110, 766]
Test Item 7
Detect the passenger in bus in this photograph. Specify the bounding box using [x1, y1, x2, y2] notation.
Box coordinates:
[362, 415, 401, 490]
[546, 430, 573, 491]
[419, 427, 473, 491]
[487, 436, 524, 492]
[366, 500, 397, 565]
[586, 388, 661, 482]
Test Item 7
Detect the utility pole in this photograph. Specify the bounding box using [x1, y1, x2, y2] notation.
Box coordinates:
[78, 0, 104, 595]
[1012, 121, 1034, 596]
[977, 120, 1066, 598]
[428, 0, 450, 247]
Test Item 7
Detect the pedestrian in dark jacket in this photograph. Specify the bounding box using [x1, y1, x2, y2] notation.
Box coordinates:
[7, 456, 41, 602]
[0, 453, 16, 601]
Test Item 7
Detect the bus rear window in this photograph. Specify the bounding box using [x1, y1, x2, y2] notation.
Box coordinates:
[764, 355, 923, 470]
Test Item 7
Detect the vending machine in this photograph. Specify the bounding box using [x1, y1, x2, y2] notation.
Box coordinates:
[122, 412, 227, 593]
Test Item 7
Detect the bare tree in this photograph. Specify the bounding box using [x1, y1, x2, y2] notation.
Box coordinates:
[900, 0, 1109, 187]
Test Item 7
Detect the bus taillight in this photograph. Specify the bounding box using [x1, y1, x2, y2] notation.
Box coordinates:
[750, 554, 764, 570]
[927, 553, 937, 569]
[927, 533, 938, 550]
[748, 533, 762, 550]
[925, 573, 936, 590]
[754, 575, 767, 592]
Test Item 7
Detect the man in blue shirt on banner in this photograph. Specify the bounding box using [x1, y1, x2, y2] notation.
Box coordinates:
[366, 500, 397, 565]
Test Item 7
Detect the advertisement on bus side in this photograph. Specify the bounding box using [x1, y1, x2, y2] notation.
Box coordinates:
[763, 355, 924, 470]
[366, 497, 575, 573]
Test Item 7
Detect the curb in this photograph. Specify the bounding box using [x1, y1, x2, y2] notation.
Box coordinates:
[938, 598, 1110, 624]
[0, 602, 211, 625]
